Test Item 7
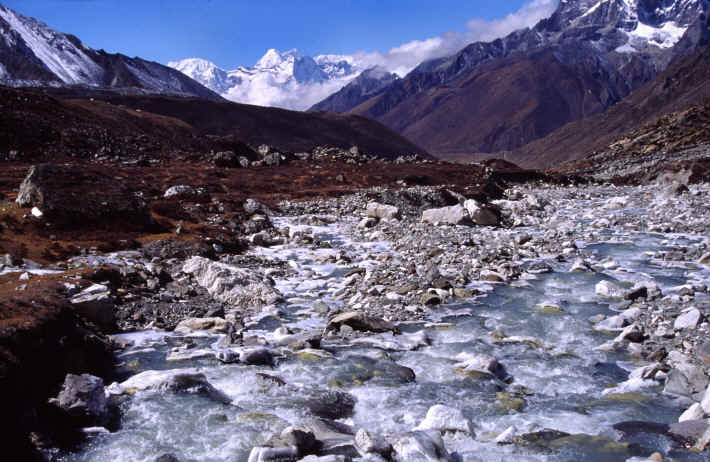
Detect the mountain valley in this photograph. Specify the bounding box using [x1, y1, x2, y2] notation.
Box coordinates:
[1, 1, 710, 462]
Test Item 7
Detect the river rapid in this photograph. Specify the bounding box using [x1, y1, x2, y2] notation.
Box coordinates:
[62, 183, 710, 462]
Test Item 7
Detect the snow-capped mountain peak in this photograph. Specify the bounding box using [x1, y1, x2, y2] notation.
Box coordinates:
[170, 48, 364, 110]
[255, 48, 300, 69]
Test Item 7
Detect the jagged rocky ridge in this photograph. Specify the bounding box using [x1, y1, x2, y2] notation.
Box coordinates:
[0, 5, 220, 99]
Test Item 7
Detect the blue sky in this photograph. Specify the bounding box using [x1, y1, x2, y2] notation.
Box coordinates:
[1, 0, 558, 69]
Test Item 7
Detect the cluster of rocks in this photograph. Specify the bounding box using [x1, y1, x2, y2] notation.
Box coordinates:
[205, 144, 427, 169]
[309, 146, 426, 165]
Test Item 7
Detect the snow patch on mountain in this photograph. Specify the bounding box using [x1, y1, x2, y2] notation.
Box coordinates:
[170, 49, 363, 110]
[0, 5, 101, 84]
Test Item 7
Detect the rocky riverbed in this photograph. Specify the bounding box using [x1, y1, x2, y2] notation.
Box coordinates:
[6, 180, 710, 462]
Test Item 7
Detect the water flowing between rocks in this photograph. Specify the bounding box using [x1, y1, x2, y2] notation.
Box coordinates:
[64, 185, 710, 462]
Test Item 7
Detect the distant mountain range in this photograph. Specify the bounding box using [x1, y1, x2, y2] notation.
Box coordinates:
[168, 50, 366, 110]
[313, 0, 710, 165]
[0, 4, 219, 99]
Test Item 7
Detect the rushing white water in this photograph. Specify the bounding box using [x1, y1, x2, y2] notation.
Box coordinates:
[63, 200, 710, 462]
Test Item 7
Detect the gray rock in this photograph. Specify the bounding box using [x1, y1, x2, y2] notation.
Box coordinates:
[422, 205, 472, 226]
[240, 348, 275, 366]
[302, 419, 356, 457]
[674, 308, 702, 330]
[664, 363, 709, 399]
[298, 390, 357, 420]
[216, 350, 240, 364]
[615, 323, 645, 343]
[327, 311, 397, 334]
[455, 353, 510, 382]
[421, 293, 442, 305]
[16, 165, 47, 207]
[182, 256, 282, 308]
[55, 373, 108, 425]
[164, 185, 196, 198]
[160, 373, 232, 404]
[358, 217, 378, 229]
[273, 427, 321, 457]
[244, 198, 265, 215]
[669, 419, 710, 446]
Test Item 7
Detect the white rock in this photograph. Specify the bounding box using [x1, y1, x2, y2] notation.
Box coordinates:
[366, 202, 400, 220]
[391, 431, 452, 462]
[595, 280, 624, 298]
[679, 403, 706, 422]
[674, 308, 702, 330]
[495, 426, 517, 444]
[463, 199, 498, 226]
[182, 256, 282, 308]
[422, 205, 471, 226]
[414, 404, 474, 434]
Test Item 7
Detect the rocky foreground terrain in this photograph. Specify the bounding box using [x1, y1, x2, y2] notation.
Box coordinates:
[3, 145, 710, 462]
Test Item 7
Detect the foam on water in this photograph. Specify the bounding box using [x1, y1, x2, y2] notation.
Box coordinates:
[64, 212, 710, 462]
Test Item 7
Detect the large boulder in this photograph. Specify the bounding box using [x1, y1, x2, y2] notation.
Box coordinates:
[182, 256, 282, 308]
[15, 164, 153, 230]
[120, 370, 232, 404]
[463, 199, 499, 226]
[326, 311, 397, 334]
[664, 362, 709, 399]
[365, 202, 401, 220]
[54, 373, 109, 426]
[69, 284, 116, 332]
[422, 205, 472, 226]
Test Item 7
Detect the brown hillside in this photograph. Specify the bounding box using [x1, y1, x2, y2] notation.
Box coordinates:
[509, 45, 710, 168]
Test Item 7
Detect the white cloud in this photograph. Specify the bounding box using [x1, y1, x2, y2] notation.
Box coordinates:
[465, 0, 558, 43]
[355, 0, 558, 76]
[223, 74, 359, 110]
